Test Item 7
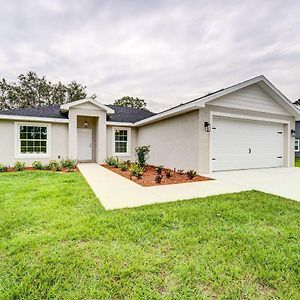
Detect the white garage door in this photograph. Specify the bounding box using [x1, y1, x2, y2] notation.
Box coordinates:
[211, 117, 284, 171]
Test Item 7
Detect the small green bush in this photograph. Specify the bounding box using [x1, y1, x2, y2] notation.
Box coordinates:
[165, 169, 172, 178]
[177, 169, 184, 175]
[105, 157, 119, 167]
[0, 163, 9, 172]
[14, 161, 25, 172]
[155, 165, 164, 175]
[47, 160, 61, 171]
[186, 170, 197, 180]
[135, 145, 150, 167]
[118, 162, 128, 171]
[60, 158, 77, 171]
[32, 161, 43, 170]
[129, 163, 144, 179]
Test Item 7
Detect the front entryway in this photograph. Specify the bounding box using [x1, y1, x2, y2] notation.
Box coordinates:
[77, 128, 93, 161]
[211, 117, 284, 171]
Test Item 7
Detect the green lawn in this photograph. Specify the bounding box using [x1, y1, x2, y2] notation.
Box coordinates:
[295, 157, 300, 167]
[0, 172, 300, 299]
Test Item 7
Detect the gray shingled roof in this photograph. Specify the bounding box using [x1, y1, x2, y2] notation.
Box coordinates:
[107, 105, 156, 123]
[0, 104, 156, 123]
[0, 105, 68, 119]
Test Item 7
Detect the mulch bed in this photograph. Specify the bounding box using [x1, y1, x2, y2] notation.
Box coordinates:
[3, 167, 78, 173]
[102, 165, 212, 187]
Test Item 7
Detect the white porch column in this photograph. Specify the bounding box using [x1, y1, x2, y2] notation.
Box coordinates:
[68, 110, 78, 159]
[96, 111, 107, 163]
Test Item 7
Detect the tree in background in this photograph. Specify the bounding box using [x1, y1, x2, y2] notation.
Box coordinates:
[293, 99, 300, 106]
[113, 96, 147, 110]
[0, 71, 96, 110]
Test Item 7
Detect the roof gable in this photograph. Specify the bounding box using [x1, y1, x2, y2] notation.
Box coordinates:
[60, 98, 114, 114]
[208, 84, 290, 116]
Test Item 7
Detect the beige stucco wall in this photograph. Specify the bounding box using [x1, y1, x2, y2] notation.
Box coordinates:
[137, 105, 295, 174]
[0, 119, 68, 166]
[106, 125, 138, 161]
[137, 110, 200, 171]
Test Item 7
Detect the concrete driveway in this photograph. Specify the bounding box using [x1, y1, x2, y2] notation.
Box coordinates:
[78, 164, 300, 210]
[208, 167, 300, 202]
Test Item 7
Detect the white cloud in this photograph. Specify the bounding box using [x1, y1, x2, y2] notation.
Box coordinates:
[0, 0, 300, 111]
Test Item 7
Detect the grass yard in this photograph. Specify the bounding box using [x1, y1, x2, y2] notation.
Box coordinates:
[0, 172, 300, 299]
[295, 157, 300, 167]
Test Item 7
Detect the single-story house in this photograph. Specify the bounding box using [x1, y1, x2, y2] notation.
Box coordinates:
[0, 75, 299, 173]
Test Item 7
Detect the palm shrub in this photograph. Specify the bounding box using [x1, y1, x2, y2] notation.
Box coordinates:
[0, 163, 9, 172]
[155, 165, 164, 175]
[135, 145, 150, 167]
[14, 161, 25, 171]
[118, 162, 128, 171]
[129, 163, 144, 179]
[32, 161, 43, 170]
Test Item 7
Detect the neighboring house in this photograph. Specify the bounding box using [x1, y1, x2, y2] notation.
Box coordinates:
[0, 75, 299, 173]
[295, 121, 300, 157]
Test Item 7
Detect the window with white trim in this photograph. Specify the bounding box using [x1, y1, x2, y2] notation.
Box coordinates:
[17, 124, 49, 156]
[295, 139, 300, 152]
[113, 127, 131, 155]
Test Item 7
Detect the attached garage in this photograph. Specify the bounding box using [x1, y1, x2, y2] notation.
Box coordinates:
[211, 117, 284, 171]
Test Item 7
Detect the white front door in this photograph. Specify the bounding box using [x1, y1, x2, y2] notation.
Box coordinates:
[77, 128, 93, 161]
[211, 117, 284, 171]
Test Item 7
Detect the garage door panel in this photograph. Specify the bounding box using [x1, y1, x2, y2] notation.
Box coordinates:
[212, 117, 284, 171]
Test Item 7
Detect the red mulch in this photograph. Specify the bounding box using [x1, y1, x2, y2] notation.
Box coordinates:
[102, 165, 212, 187]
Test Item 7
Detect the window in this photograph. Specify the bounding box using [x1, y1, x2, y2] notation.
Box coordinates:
[113, 127, 131, 156]
[16, 123, 50, 157]
[295, 139, 300, 152]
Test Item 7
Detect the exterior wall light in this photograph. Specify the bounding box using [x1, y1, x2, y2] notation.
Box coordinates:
[204, 122, 211, 132]
[291, 129, 296, 137]
[84, 120, 88, 128]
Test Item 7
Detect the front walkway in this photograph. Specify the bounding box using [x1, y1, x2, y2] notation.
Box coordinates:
[78, 163, 248, 210]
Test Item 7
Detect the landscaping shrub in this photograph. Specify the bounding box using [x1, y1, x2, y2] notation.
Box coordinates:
[47, 160, 61, 171]
[118, 162, 128, 171]
[105, 157, 119, 167]
[165, 169, 172, 178]
[155, 165, 164, 175]
[178, 169, 184, 175]
[60, 158, 77, 171]
[0, 163, 9, 172]
[155, 174, 163, 183]
[135, 145, 150, 167]
[14, 161, 25, 171]
[129, 163, 144, 179]
[186, 170, 197, 180]
[32, 161, 43, 170]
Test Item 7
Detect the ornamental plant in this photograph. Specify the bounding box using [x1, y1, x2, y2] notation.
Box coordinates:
[60, 158, 77, 171]
[32, 161, 43, 170]
[135, 145, 150, 167]
[186, 170, 197, 180]
[129, 163, 144, 179]
[14, 161, 25, 171]
[165, 169, 172, 178]
[47, 160, 61, 172]
[155, 165, 164, 175]
[105, 157, 119, 167]
[0, 163, 9, 172]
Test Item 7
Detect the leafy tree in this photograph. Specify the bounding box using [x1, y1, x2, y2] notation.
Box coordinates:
[293, 99, 300, 106]
[113, 96, 147, 110]
[0, 71, 96, 110]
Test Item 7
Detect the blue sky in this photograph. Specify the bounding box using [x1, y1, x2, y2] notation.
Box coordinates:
[1, 0, 300, 111]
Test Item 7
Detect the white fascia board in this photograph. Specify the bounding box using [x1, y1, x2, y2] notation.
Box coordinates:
[0, 115, 69, 123]
[60, 98, 115, 114]
[106, 121, 135, 127]
[135, 105, 201, 126]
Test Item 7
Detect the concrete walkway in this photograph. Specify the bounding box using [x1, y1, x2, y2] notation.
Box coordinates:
[78, 163, 248, 210]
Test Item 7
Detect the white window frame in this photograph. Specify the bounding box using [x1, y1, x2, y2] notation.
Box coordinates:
[112, 127, 131, 156]
[295, 139, 300, 152]
[15, 122, 51, 158]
